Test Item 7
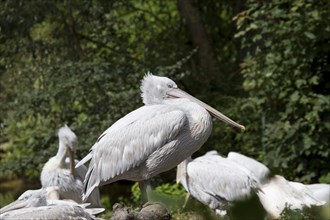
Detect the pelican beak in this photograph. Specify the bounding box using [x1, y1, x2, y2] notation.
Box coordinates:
[167, 88, 245, 131]
[0, 199, 29, 214]
[68, 148, 75, 176]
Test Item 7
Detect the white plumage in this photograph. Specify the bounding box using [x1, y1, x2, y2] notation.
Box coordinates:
[176, 151, 258, 215]
[257, 175, 325, 219]
[227, 151, 270, 184]
[77, 74, 245, 203]
[0, 188, 47, 214]
[0, 187, 104, 220]
[40, 125, 102, 207]
[306, 183, 330, 203]
[178, 151, 327, 218]
[224, 152, 326, 218]
[1, 205, 102, 220]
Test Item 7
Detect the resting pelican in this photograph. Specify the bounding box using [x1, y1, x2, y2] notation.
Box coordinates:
[0, 204, 103, 220]
[0, 186, 63, 214]
[1, 188, 48, 214]
[257, 175, 325, 219]
[40, 125, 102, 207]
[77, 74, 245, 203]
[227, 152, 271, 184]
[0, 187, 104, 220]
[176, 151, 258, 216]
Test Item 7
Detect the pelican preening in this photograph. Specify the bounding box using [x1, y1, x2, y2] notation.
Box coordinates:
[77, 74, 245, 203]
[176, 151, 258, 215]
[0, 187, 104, 220]
[40, 125, 102, 207]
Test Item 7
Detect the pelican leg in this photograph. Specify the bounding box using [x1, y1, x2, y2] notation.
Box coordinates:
[182, 193, 190, 209]
[138, 180, 152, 206]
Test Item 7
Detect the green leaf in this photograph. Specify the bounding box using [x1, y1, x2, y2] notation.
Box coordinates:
[304, 31, 316, 39]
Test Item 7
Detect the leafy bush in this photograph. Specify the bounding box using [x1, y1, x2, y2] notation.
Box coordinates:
[234, 0, 330, 182]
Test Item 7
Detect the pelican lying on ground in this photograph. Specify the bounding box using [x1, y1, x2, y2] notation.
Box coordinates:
[1, 188, 50, 214]
[77, 74, 245, 203]
[0, 187, 104, 220]
[40, 125, 102, 207]
[1, 204, 103, 220]
[176, 151, 258, 216]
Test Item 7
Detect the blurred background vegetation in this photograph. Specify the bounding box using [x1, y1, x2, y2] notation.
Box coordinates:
[0, 0, 329, 218]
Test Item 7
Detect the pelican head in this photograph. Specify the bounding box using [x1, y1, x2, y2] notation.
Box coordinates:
[0, 189, 47, 214]
[141, 73, 178, 105]
[58, 125, 78, 175]
[140, 73, 245, 131]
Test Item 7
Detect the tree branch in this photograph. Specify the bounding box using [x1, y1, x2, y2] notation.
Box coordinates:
[177, 0, 219, 82]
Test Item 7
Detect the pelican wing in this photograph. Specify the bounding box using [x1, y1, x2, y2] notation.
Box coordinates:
[82, 104, 187, 199]
[306, 183, 330, 203]
[188, 155, 256, 203]
[65, 158, 102, 207]
[227, 152, 270, 184]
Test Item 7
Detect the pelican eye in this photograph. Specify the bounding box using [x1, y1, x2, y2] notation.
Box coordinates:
[167, 83, 174, 88]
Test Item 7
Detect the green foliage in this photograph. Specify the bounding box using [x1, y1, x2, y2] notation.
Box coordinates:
[130, 182, 223, 219]
[0, 0, 244, 181]
[154, 183, 186, 197]
[0, 0, 329, 217]
[280, 203, 330, 220]
[131, 182, 187, 213]
[0, 0, 187, 179]
[0, 193, 15, 208]
[234, 0, 330, 182]
[319, 173, 330, 184]
[131, 182, 142, 206]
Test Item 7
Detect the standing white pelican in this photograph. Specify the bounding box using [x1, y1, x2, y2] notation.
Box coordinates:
[257, 175, 325, 219]
[77, 74, 245, 203]
[176, 151, 258, 215]
[40, 125, 102, 207]
[0, 187, 104, 220]
[227, 152, 271, 184]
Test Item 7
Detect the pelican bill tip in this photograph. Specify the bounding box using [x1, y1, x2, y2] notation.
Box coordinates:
[234, 124, 245, 132]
